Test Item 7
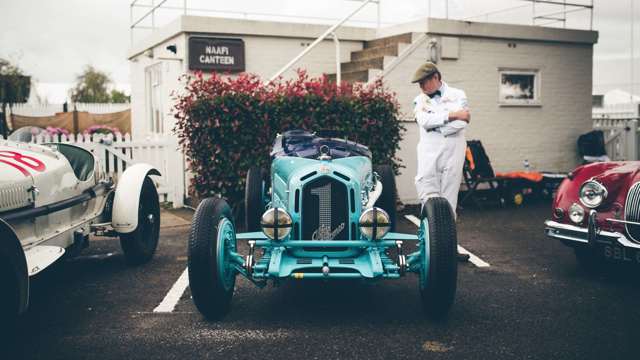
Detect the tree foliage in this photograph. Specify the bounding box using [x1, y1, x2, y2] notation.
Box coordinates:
[0, 58, 31, 136]
[0, 58, 31, 105]
[70, 65, 129, 103]
[173, 70, 404, 205]
[110, 89, 130, 103]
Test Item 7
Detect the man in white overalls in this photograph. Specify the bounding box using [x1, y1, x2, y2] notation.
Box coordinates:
[412, 62, 470, 260]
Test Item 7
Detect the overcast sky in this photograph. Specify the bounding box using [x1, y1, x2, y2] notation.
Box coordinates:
[0, 0, 638, 101]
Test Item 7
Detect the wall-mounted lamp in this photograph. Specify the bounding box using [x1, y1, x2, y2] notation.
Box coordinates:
[427, 38, 440, 63]
[166, 44, 177, 54]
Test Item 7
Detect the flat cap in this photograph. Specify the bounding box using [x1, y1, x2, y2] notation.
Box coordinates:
[411, 62, 439, 83]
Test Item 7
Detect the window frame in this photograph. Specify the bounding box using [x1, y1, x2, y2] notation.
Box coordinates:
[497, 68, 542, 107]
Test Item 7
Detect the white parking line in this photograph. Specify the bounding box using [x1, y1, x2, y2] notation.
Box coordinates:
[153, 267, 189, 313]
[404, 214, 491, 268]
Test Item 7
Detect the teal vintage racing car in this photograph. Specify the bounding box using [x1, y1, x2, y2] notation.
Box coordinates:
[187, 130, 458, 320]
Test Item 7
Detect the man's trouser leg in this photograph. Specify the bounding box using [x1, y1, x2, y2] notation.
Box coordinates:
[415, 136, 444, 204]
[440, 134, 469, 262]
[440, 135, 467, 218]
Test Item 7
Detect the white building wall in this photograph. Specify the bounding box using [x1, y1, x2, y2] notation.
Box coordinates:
[387, 36, 593, 203]
[130, 31, 364, 138]
[130, 16, 596, 205]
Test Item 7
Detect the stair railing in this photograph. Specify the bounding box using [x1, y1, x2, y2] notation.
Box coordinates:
[370, 33, 429, 84]
[269, 0, 379, 82]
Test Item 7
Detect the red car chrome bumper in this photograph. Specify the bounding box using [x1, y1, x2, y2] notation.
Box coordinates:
[544, 219, 640, 250]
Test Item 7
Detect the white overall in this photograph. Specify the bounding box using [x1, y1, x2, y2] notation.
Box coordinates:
[413, 82, 468, 216]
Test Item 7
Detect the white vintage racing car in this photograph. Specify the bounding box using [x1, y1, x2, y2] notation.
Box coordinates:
[0, 139, 161, 330]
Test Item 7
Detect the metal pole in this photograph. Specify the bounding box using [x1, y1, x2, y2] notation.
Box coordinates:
[332, 32, 341, 85]
[130, 2, 133, 44]
[427, 0, 431, 18]
[532, 1, 535, 25]
[269, 0, 374, 81]
[377, 0, 381, 31]
[184, 0, 187, 15]
[446, 0, 449, 19]
[632, 0, 635, 102]
[590, 0, 593, 30]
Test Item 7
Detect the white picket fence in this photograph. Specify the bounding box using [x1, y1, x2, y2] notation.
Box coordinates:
[30, 133, 185, 207]
[592, 117, 640, 161]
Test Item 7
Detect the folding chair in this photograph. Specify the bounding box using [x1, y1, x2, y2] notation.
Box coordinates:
[460, 140, 545, 208]
[459, 140, 505, 208]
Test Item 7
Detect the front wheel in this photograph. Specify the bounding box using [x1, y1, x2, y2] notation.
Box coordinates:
[374, 164, 397, 231]
[245, 167, 268, 232]
[119, 177, 161, 265]
[0, 262, 19, 342]
[188, 197, 237, 320]
[418, 197, 458, 320]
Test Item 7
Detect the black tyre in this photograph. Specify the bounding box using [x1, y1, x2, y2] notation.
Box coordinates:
[245, 167, 267, 232]
[418, 197, 458, 320]
[0, 262, 19, 342]
[188, 197, 237, 320]
[120, 177, 161, 265]
[374, 164, 397, 231]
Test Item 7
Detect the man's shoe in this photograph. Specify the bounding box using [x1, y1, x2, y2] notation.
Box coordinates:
[457, 252, 470, 262]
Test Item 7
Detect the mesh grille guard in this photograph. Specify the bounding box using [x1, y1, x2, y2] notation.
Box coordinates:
[625, 182, 640, 242]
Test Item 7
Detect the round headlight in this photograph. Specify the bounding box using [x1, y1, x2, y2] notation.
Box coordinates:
[260, 208, 292, 240]
[359, 207, 391, 240]
[579, 181, 607, 208]
[569, 203, 585, 224]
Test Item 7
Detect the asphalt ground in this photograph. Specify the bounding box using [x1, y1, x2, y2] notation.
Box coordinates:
[3, 201, 640, 360]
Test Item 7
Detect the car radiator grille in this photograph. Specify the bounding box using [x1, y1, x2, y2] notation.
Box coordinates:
[625, 181, 640, 242]
[0, 180, 32, 213]
[301, 176, 349, 242]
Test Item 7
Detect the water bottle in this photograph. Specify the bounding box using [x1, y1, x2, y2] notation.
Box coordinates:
[523, 159, 530, 172]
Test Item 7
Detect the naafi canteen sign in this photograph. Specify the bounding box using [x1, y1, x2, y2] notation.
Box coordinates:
[188, 37, 245, 72]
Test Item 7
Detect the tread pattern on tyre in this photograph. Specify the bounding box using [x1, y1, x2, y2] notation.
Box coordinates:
[188, 197, 235, 320]
[420, 197, 458, 320]
[374, 164, 397, 231]
[120, 177, 160, 265]
[245, 167, 266, 232]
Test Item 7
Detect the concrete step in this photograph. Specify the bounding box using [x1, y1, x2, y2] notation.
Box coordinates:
[351, 43, 409, 62]
[341, 57, 385, 73]
[363, 32, 414, 49]
[327, 69, 382, 84]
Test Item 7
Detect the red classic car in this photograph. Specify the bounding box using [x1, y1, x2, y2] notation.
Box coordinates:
[545, 161, 640, 267]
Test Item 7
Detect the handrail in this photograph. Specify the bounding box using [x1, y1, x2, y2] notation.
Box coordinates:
[130, 0, 384, 46]
[269, 0, 378, 82]
[130, 0, 169, 28]
[371, 33, 428, 83]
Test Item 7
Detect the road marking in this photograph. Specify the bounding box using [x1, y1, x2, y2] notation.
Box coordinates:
[153, 267, 189, 313]
[404, 214, 491, 268]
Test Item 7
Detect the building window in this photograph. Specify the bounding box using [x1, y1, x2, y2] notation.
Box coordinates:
[498, 69, 541, 106]
[145, 63, 164, 134]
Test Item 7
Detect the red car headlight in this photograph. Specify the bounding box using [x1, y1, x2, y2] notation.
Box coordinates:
[579, 181, 607, 208]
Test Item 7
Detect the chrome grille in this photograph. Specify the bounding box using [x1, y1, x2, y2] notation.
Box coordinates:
[625, 181, 640, 242]
[0, 179, 32, 213]
[301, 176, 349, 242]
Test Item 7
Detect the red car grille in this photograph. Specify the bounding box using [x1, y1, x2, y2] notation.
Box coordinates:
[625, 181, 640, 242]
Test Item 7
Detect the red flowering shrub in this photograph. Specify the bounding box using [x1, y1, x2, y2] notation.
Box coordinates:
[173, 70, 403, 204]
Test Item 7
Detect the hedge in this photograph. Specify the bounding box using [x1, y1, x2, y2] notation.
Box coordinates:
[173, 70, 404, 205]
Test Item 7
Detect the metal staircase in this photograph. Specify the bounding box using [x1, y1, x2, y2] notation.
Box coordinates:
[328, 33, 418, 83]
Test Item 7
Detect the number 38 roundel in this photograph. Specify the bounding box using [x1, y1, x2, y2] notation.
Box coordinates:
[0, 150, 46, 176]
